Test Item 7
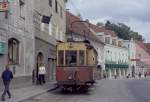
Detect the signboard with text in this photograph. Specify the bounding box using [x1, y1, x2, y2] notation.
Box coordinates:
[0, 2, 9, 12]
[0, 35, 6, 54]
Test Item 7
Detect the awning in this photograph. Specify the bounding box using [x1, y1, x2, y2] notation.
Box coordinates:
[105, 64, 129, 69]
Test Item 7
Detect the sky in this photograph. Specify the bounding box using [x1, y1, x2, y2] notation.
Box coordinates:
[67, 0, 150, 42]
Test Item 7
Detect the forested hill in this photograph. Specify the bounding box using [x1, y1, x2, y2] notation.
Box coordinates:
[105, 21, 144, 41]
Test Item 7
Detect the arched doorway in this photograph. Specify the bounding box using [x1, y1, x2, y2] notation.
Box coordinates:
[8, 38, 19, 65]
[36, 52, 44, 84]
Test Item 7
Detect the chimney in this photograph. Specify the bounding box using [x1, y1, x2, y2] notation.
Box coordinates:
[77, 13, 82, 19]
[86, 19, 89, 23]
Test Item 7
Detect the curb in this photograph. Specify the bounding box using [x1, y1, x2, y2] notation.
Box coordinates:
[17, 83, 58, 102]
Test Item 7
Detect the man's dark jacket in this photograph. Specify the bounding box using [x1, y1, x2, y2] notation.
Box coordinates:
[1, 69, 13, 83]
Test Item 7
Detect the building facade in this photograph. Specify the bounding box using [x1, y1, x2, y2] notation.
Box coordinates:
[0, 0, 67, 88]
[92, 26, 129, 78]
[135, 42, 150, 77]
[123, 39, 136, 77]
[105, 43, 129, 78]
[33, 0, 67, 82]
[0, 0, 34, 87]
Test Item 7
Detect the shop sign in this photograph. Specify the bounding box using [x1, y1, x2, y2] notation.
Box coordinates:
[0, 35, 6, 54]
[0, 2, 9, 12]
[131, 58, 140, 61]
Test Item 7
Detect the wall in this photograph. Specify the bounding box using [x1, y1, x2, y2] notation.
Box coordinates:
[35, 37, 56, 81]
[0, 0, 34, 87]
[33, 0, 66, 42]
[123, 40, 136, 76]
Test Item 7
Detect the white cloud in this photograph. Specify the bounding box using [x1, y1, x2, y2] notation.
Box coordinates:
[67, 0, 150, 42]
[126, 19, 150, 42]
[91, 17, 112, 24]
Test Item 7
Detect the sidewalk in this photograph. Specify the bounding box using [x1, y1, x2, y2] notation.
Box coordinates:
[0, 82, 56, 102]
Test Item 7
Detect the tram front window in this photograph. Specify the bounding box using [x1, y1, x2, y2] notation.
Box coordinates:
[66, 51, 77, 66]
[79, 50, 85, 66]
[58, 51, 64, 66]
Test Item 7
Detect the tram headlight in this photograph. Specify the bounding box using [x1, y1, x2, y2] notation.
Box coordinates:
[68, 76, 72, 80]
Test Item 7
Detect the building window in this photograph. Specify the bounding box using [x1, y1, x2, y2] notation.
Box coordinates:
[52, 23, 56, 37]
[40, 22, 49, 33]
[105, 37, 110, 44]
[55, 0, 58, 13]
[128, 44, 130, 48]
[112, 39, 117, 45]
[49, 22, 52, 35]
[56, 27, 59, 39]
[60, 6, 63, 18]
[118, 41, 122, 47]
[66, 51, 77, 66]
[79, 50, 85, 66]
[19, 0, 25, 19]
[58, 51, 64, 66]
[49, 0, 52, 7]
[8, 38, 19, 64]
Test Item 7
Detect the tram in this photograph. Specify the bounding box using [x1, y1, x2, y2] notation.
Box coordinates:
[56, 41, 98, 91]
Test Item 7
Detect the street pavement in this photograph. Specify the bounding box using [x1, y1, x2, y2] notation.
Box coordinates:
[0, 82, 56, 102]
[21, 78, 150, 102]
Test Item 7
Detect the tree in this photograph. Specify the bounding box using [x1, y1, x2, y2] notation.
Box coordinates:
[96, 22, 104, 26]
[105, 20, 144, 41]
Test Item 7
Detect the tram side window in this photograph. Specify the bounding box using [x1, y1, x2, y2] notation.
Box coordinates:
[66, 51, 77, 66]
[79, 51, 85, 66]
[58, 51, 64, 66]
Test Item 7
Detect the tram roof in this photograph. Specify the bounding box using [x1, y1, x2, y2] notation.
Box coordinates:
[66, 11, 105, 45]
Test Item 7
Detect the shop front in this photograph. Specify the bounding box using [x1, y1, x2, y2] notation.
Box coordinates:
[105, 63, 129, 78]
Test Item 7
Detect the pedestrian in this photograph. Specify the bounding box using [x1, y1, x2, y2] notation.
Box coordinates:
[144, 72, 147, 78]
[138, 72, 141, 78]
[1, 65, 13, 101]
[126, 74, 130, 79]
[38, 64, 46, 85]
[114, 74, 117, 79]
[32, 69, 35, 84]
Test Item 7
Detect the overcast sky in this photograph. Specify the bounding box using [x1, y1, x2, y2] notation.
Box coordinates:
[67, 0, 150, 42]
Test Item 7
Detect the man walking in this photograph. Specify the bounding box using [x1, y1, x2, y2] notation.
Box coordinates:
[1, 65, 13, 101]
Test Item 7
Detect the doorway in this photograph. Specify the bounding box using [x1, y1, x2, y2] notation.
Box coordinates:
[36, 52, 44, 84]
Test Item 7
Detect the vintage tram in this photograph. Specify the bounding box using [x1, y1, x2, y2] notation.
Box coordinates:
[56, 41, 98, 91]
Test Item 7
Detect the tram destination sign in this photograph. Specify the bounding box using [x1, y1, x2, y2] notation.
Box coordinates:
[0, 2, 9, 12]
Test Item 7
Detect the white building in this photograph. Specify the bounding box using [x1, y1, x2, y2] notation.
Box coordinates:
[123, 39, 136, 77]
[90, 25, 129, 78]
